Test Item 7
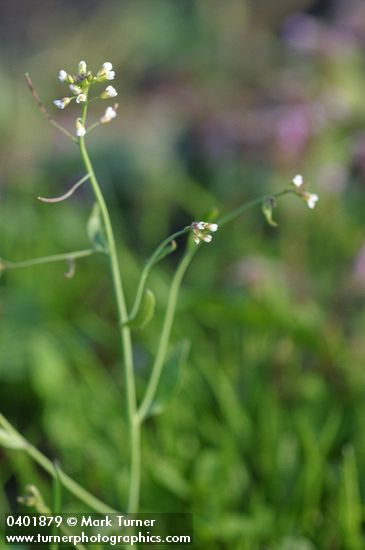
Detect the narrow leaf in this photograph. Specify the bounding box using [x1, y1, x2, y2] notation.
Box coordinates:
[147, 340, 190, 417]
[87, 203, 107, 252]
[123, 289, 156, 330]
[262, 198, 278, 227]
[0, 428, 25, 450]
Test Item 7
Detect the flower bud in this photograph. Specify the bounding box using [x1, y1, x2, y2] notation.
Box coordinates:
[70, 84, 82, 95]
[101, 85, 118, 99]
[78, 60, 87, 75]
[76, 93, 87, 103]
[58, 69, 68, 82]
[303, 192, 319, 209]
[100, 105, 118, 123]
[58, 69, 74, 84]
[97, 62, 115, 81]
[75, 118, 86, 137]
[53, 97, 71, 109]
[292, 174, 304, 188]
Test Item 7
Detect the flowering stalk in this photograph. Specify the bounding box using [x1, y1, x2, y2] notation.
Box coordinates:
[0, 248, 96, 273]
[137, 244, 197, 421]
[78, 98, 140, 513]
[1, 61, 320, 523]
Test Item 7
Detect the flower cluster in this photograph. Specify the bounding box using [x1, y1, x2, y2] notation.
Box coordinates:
[53, 60, 118, 136]
[191, 221, 218, 245]
[291, 174, 319, 209]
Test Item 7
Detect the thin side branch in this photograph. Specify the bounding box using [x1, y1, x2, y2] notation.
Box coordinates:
[0, 413, 118, 514]
[25, 73, 78, 143]
[1, 248, 96, 272]
[38, 173, 91, 203]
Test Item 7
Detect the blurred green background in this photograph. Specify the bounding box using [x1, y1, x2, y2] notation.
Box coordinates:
[1, 0, 365, 548]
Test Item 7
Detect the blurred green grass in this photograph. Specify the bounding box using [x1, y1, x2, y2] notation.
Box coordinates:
[1, 0, 365, 548]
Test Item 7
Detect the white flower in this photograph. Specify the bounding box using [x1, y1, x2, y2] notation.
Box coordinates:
[305, 192, 319, 209]
[207, 223, 218, 232]
[292, 174, 304, 188]
[53, 97, 71, 109]
[70, 84, 82, 95]
[76, 93, 87, 103]
[58, 70, 68, 82]
[75, 118, 86, 137]
[78, 60, 87, 75]
[191, 221, 219, 245]
[101, 85, 118, 98]
[100, 105, 118, 124]
[291, 174, 319, 210]
[103, 62, 115, 80]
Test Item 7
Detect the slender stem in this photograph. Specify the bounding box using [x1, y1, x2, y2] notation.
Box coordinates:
[137, 245, 197, 422]
[128, 227, 190, 321]
[25, 73, 78, 143]
[38, 173, 90, 203]
[0, 414, 117, 514]
[79, 100, 140, 513]
[86, 121, 102, 135]
[1, 249, 95, 271]
[137, 188, 292, 422]
[217, 189, 291, 227]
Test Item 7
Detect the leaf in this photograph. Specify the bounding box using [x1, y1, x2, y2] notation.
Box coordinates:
[262, 199, 278, 227]
[147, 340, 190, 417]
[123, 289, 156, 330]
[0, 258, 6, 277]
[0, 428, 25, 450]
[87, 203, 107, 251]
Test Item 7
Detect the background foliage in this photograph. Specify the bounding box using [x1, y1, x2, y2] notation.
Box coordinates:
[1, 0, 365, 548]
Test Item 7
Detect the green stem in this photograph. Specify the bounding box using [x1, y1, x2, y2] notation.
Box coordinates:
[137, 187, 292, 422]
[137, 245, 197, 422]
[86, 121, 102, 135]
[217, 189, 291, 227]
[79, 100, 139, 513]
[128, 227, 190, 321]
[1, 249, 95, 271]
[0, 414, 117, 514]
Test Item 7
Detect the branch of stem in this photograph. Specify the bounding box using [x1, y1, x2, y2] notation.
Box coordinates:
[79, 99, 139, 513]
[38, 174, 90, 203]
[137, 187, 292, 422]
[127, 227, 191, 323]
[0, 249, 96, 272]
[25, 73, 78, 143]
[0, 414, 118, 514]
[137, 244, 197, 422]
